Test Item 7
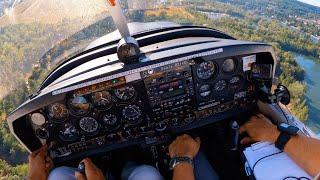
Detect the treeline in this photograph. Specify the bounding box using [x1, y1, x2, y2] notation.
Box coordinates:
[215, 0, 320, 50]
[188, 2, 320, 60]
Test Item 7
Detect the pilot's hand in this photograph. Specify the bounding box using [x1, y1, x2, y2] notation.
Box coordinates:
[28, 145, 53, 180]
[75, 158, 105, 180]
[240, 114, 280, 144]
[169, 134, 201, 159]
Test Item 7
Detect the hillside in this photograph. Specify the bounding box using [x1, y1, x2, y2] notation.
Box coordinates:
[0, 0, 108, 26]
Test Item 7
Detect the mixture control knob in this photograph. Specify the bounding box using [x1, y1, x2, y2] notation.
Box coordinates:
[155, 122, 167, 132]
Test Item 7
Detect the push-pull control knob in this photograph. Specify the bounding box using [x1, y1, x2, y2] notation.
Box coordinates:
[155, 122, 167, 132]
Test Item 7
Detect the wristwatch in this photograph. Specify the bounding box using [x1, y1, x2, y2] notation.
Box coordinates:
[169, 157, 193, 170]
[275, 123, 299, 151]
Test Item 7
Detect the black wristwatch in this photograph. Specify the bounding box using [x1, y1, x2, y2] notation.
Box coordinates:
[275, 123, 299, 151]
[169, 157, 193, 170]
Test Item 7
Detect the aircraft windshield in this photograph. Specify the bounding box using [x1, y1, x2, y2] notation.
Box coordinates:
[0, 0, 319, 136]
[0, 0, 195, 95]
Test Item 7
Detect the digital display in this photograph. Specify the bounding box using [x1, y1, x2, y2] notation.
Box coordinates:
[162, 88, 185, 99]
[159, 80, 185, 99]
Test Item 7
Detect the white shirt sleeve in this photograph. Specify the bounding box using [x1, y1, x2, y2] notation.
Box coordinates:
[314, 172, 320, 180]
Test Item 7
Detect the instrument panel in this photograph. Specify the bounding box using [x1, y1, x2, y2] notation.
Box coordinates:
[29, 55, 259, 161]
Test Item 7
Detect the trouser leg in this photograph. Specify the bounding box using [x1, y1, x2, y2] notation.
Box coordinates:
[121, 162, 164, 180]
[194, 151, 220, 180]
[48, 166, 77, 180]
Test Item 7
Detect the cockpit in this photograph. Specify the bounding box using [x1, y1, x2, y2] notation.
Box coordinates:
[6, 13, 316, 180]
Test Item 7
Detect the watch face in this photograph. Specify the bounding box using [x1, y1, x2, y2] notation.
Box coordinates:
[279, 123, 299, 135]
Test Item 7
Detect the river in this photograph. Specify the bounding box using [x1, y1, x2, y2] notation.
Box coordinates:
[294, 53, 320, 136]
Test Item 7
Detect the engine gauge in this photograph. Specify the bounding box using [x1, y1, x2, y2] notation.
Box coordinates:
[199, 84, 211, 97]
[68, 96, 91, 116]
[59, 123, 79, 142]
[122, 105, 141, 123]
[214, 80, 227, 91]
[31, 113, 46, 126]
[103, 114, 118, 126]
[92, 91, 113, 110]
[222, 58, 236, 73]
[196, 61, 216, 80]
[48, 103, 68, 122]
[230, 76, 241, 84]
[79, 117, 99, 135]
[229, 76, 242, 89]
[114, 85, 135, 101]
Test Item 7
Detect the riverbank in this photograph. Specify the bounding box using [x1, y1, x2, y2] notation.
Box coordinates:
[294, 53, 320, 136]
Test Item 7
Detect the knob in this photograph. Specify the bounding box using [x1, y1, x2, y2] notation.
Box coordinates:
[155, 122, 167, 132]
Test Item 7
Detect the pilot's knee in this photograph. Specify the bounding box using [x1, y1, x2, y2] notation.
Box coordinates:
[48, 166, 77, 180]
[128, 165, 163, 180]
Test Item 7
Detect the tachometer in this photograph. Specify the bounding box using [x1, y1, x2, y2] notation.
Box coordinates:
[114, 85, 135, 101]
[48, 103, 68, 122]
[79, 117, 99, 135]
[92, 91, 113, 110]
[68, 96, 91, 116]
[214, 80, 227, 91]
[122, 105, 141, 124]
[196, 61, 216, 80]
[222, 58, 236, 73]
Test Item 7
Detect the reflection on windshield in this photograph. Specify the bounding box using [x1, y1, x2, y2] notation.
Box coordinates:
[0, 0, 197, 97]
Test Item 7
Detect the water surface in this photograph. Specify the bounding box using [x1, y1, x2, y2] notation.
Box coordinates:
[294, 53, 320, 136]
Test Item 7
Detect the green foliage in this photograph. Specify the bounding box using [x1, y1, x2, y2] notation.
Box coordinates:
[0, 160, 27, 180]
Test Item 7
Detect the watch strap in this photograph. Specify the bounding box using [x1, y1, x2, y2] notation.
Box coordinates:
[169, 156, 193, 170]
[275, 131, 291, 151]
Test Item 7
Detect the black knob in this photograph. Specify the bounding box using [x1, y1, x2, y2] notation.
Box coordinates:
[77, 162, 85, 175]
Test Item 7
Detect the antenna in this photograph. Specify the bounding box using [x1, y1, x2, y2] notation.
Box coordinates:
[106, 0, 140, 64]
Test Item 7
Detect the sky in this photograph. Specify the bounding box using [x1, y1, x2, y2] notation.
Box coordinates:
[298, 0, 320, 7]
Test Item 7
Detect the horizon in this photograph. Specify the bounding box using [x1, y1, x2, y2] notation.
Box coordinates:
[298, 0, 320, 7]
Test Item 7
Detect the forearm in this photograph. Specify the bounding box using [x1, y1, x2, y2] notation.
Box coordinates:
[27, 173, 47, 180]
[284, 135, 320, 177]
[173, 163, 195, 180]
